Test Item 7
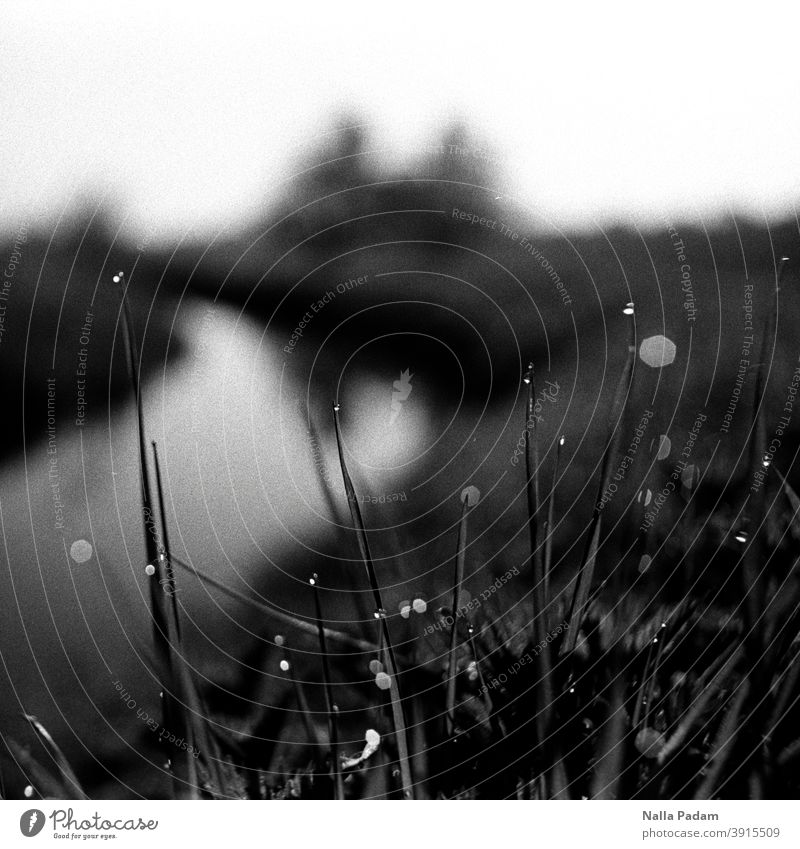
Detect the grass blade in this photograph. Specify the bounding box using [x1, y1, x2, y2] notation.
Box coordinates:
[657, 644, 743, 765]
[589, 667, 626, 799]
[523, 364, 567, 797]
[7, 739, 76, 800]
[112, 272, 171, 664]
[169, 553, 378, 654]
[332, 401, 414, 799]
[274, 634, 321, 748]
[23, 715, 86, 799]
[694, 677, 750, 799]
[152, 441, 181, 636]
[743, 257, 788, 635]
[563, 303, 636, 654]
[113, 272, 191, 795]
[309, 575, 345, 800]
[543, 434, 564, 598]
[446, 491, 472, 734]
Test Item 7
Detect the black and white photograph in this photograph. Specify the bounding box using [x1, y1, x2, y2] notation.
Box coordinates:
[1, 1, 799, 843]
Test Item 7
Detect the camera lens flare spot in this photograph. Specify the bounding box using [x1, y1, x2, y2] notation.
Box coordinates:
[69, 539, 93, 564]
[655, 435, 671, 461]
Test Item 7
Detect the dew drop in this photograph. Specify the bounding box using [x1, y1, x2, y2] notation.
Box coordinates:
[655, 434, 671, 461]
[145, 564, 155, 576]
[412, 598, 427, 614]
[375, 671, 392, 690]
[638, 554, 652, 574]
[735, 530, 749, 544]
[399, 600, 411, 619]
[559, 435, 565, 446]
[623, 302, 635, 315]
[639, 335, 677, 368]
[24, 784, 33, 798]
[369, 659, 383, 675]
[523, 362, 534, 385]
[279, 660, 290, 673]
[274, 635, 285, 647]
[461, 485, 481, 507]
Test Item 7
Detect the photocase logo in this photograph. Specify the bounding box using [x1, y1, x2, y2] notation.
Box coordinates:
[20, 809, 46, 837]
[389, 369, 413, 425]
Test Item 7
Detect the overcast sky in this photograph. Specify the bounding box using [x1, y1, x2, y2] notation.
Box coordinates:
[1, 1, 798, 239]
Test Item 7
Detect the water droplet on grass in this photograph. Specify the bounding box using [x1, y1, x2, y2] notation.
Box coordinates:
[639, 335, 677, 368]
[523, 362, 534, 384]
[461, 485, 480, 507]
